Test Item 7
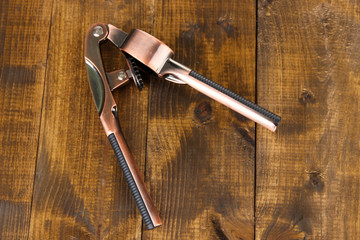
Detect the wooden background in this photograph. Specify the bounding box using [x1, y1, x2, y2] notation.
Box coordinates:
[1, 0, 359, 239]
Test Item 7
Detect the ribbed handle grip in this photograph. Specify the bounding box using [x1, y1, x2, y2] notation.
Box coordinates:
[108, 133, 155, 230]
[189, 70, 281, 125]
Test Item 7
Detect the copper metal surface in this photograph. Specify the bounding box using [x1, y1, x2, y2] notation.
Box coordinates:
[85, 23, 280, 230]
[122, 29, 174, 73]
[112, 130, 162, 227]
[106, 69, 130, 91]
[162, 60, 278, 131]
[85, 23, 161, 228]
[121, 30, 279, 131]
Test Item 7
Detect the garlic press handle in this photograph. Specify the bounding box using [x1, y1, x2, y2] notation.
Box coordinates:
[84, 23, 161, 229]
[120, 29, 281, 131]
[161, 59, 281, 132]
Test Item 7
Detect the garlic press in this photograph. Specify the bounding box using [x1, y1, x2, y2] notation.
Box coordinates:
[84, 23, 281, 230]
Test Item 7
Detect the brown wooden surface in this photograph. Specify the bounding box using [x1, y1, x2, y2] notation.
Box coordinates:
[0, 0, 359, 239]
[256, 0, 360, 239]
[0, 0, 53, 239]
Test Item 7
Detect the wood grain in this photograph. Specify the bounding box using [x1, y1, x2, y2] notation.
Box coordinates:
[0, 0, 52, 239]
[28, 0, 153, 239]
[256, 0, 360, 239]
[143, 0, 256, 239]
[2, 0, 360, 239]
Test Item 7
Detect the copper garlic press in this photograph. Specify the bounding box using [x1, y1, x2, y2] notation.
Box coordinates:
[84, 23, 281, 230]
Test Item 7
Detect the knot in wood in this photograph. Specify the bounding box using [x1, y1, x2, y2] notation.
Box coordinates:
[308, 172, 324, 192]
[300, 89, 315, 104]
[194, 102, 212, 123]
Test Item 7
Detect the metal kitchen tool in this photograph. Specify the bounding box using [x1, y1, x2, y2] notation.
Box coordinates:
[84, 23, 281, 230]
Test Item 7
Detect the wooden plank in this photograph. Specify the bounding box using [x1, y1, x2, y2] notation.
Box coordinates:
[28, 0, 154, 239]
[256, 0, 360, 239]
[143, 0, 256, 239]
[0, 0, 53, 239]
